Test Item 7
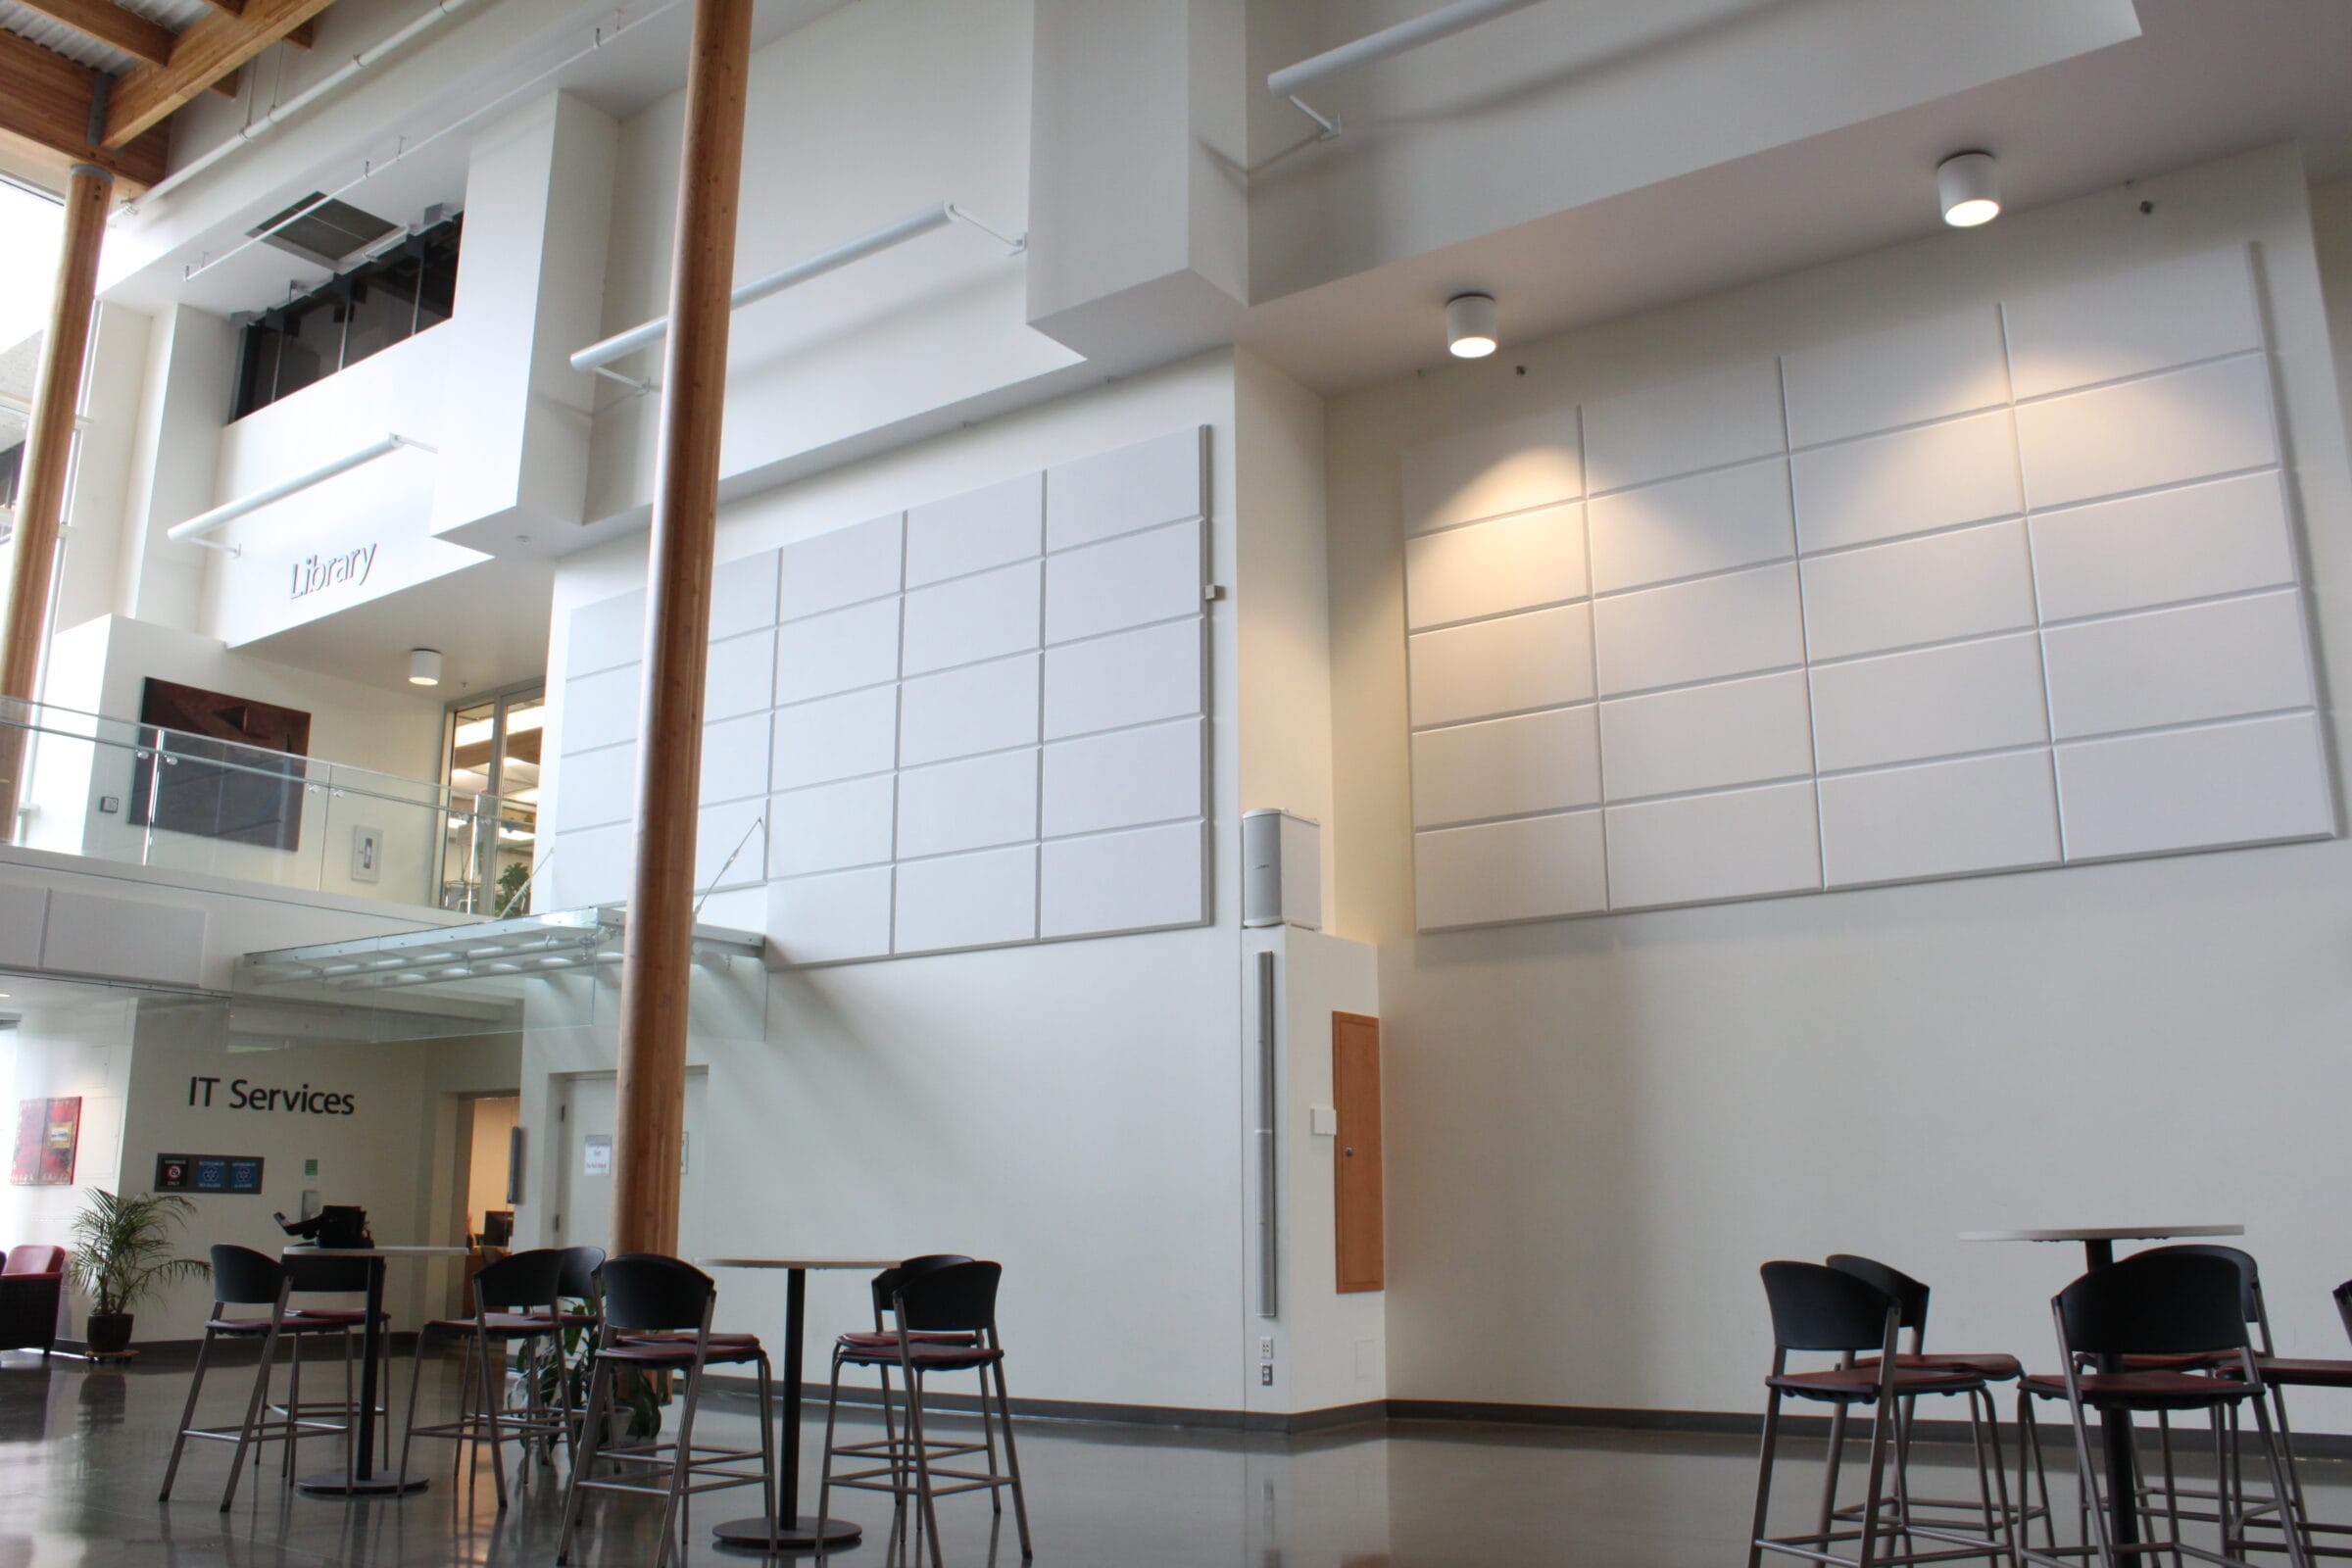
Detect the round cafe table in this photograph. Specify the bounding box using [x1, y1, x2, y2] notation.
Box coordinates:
[1960, 1223, 2246, 1554]
[279, 1244, 471, 1497]
[700, 1256, 900, 1553]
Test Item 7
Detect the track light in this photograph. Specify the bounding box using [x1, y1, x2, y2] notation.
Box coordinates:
[408, 648, 443, 687]
[1937, 151, 2001, 227]
[1446, 293, 1498, 359]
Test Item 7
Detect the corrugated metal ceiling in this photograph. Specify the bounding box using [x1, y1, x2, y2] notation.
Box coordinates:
[0, 0, 231, 78]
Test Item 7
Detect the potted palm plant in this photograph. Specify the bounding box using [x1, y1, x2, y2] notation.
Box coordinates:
[66, 1190, 208, 1355]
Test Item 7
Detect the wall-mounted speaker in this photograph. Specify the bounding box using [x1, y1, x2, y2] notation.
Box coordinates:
[1243, 809, 1321, 930]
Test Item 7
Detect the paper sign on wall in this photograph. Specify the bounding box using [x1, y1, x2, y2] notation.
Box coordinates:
[582, 1135, 612, 1176]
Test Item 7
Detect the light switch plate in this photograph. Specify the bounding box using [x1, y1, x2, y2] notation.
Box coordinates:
[1308, 1106, 1338, 1137]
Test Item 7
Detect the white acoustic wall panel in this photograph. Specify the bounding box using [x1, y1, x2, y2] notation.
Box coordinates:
[0, 885, 43, 969]
[894, 843, 1039, 955]
[779, 513, 904, 619]
[1396, 243, 2328, 932]
[774, 598, 900, 704]
[770, 686, 899, 791]
[567, 590, 645, 677]
[1400, 408, 1583, 535]
[1039, 820, 1208, 939]
[1584, 360, 1785, 495]
[1819, 751, 2061, 888]
[705, 631, 776, 720]
[897, 749, 1039, 859]
[699, 712, 772, 807]
[1587, 458, 1793, 594]
[1597, 670, 1813, 802]
[710, 549, 781, 641]
[1781, 306, 2011, 449]
[1407, 604, 1592, 729]
[1410, 707, 1600, 827]
[1045, 521, 1204, 644]
[560, 742, 637, 829]
[40, 890, 206, 987]
[2041, 592, 2313, 741]
[2004, 247, 2263, 401]
[1799, 519, 2036, 662]
[902, 561, 1042, 676]
[906, 472, 1043, 587]
[1808, 633, 2049, 773]
[1403, 506, 1586, 629]
[1046, 427, 1205, 552]
[551, 820, 631, 907]
[1789, 410, 2024, 554]
[561, 664, 642, 754]
[1592, 563, 1803, 697]
[1042, 718, 1204, 837]
[901, 653, 1041, 765]
[2030, 471, 2296, 622]
[2056, 712, 2332, 860]
[768, 866, 894, 964]
[769, 773, 896, 878]
[1043, 618, 1202, 739]
[697, 799, 766, 890]
[1604, 782, 1822, 910]
[1414, 811, 1608, 930]
[2015, 356, 2276, 511]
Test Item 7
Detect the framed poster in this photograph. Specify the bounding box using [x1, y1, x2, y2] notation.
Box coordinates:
[128, 678, 312, 852]
[11, 1098, 80, 1187]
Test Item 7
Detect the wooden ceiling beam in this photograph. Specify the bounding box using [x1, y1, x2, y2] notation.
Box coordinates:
[101, 0, 335, 147]
[12, 0, 172, 68]
[0, 27, 168, 189]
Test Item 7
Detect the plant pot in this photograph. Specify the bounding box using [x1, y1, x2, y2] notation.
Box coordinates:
[84, 1313, 133, 1355]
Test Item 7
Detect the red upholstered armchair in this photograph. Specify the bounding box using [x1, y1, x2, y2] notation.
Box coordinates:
[0, 1246, 65, 1354]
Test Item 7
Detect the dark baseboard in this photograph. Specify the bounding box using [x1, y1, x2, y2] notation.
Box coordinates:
[46, 1333, 425, 1368]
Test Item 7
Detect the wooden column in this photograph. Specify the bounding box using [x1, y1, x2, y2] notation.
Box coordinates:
[0, 163, 111, 823]
[611, 0, 753, 1258]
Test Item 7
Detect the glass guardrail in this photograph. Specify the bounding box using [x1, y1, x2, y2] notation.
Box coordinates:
[0, 695, 533, 916]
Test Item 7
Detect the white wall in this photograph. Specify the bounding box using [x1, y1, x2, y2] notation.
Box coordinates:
[583, 0, 1080, 519]
[531, 353, 1261, 1413]
[1325, 144, 2352, 1425]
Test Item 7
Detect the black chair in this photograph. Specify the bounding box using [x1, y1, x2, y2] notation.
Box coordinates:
[2016, 1250, 2309, 1568]
[271, 1251, 392, 1481]
[1746, 1260, 2011, 1568]
[1824, 1254, 2031, 1544]
[160, 1246, 363, 1509]
[833, 1254, 993, 1502]
[397, 1248, 568, 1508]
[554, 1254, 775, 1568]
[817, 1259, 1032, 1566]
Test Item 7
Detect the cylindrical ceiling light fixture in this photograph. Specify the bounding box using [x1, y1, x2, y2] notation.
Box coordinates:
[1446, 292, 1498, 358]
[1937, 151, 2001, 227]
[408, 648, 443, 687]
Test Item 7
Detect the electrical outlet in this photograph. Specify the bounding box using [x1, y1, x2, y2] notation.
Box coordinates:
[1259, 1363, 1274, 1387]
[1258, 1337, 1275, 1361]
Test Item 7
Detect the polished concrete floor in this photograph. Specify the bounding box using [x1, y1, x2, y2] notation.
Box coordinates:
[5, 1348, 2347, 1566]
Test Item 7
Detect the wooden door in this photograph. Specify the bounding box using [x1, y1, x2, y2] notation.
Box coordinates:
[1333, 1011, 1385, 1293]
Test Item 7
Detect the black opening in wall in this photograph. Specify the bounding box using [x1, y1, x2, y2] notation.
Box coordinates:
[231, 214, 463, 421]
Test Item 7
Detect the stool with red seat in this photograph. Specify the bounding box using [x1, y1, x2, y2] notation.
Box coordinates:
[2015, 1250, 2309, 1568]
[397, 1248, 568, 1508]
[269, 1251, 396, 1482]
[817, 1259, 1032, 1567]
[1747, 1260, 2013, 1568]
[555, 1254, 776, 1568]
[829, 1254, 992, 1505]
[1823, 1254, 2030, 1545]
[159, 1245, 367, 1509]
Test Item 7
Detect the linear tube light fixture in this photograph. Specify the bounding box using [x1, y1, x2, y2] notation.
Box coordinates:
[569, 201, 1027, 388]
[166, 432, 437, 556]
[1267, 0, 1548, 138]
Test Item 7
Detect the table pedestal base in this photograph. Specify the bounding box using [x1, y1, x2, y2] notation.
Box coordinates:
[296, 1469, 430, 1497]
[712, 1514, 863, 1551]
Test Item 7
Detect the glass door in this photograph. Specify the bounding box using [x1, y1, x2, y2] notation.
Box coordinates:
[440, 684, 543, 913]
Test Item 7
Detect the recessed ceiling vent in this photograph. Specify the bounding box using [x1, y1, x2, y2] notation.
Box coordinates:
[248, 194, 400, 268]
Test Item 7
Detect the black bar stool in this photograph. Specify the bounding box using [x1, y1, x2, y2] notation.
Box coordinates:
[1746, 1260, 2011, 1568]
[833, 1255, 991, 1504]
[554, 1254, 776, 1568]
[397, 1248, 568, 1508]
[2016, 1250, 2309, 1568]
[159, 1245, 365, 1509]
[271, 1251, 392, 1481]
[817, 1259, 1032, 1567]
